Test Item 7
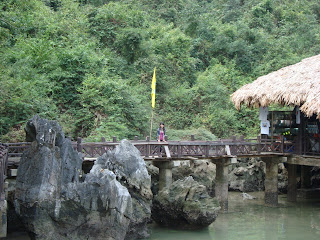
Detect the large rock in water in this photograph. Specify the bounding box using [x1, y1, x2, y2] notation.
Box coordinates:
[152, 176, 220, 229]
[14, 115, 138, 240]
[96, 140, 153, 239]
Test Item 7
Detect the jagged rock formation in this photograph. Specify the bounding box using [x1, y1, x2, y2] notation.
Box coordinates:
[14, 115, 151, 240]
[173, 160, 216, 197]
[96, 140, 153, 240]
[152, 176, 220, 229]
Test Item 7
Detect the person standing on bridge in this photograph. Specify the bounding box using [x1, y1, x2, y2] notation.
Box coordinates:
[157, 122, 166, 142]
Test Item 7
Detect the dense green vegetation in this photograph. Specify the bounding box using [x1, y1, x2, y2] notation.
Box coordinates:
[1, 0, 320, 142]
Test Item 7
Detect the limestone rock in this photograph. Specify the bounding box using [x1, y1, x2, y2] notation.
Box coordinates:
[98, 139, 153, 240]
[152, 176, 220, 229]
[173, 160, 216, 197]
[229, 158, 265, 192]
[278, 163, 288, 193]
[146, 162, 159, 195]
[242, 192, 256, 200]
[15, 116, 132, 240]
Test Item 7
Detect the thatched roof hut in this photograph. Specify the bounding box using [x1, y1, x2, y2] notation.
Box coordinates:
[231, 54, 320, 118]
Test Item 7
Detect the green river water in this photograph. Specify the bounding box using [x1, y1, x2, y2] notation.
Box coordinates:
[5, 192, 320, 240]
[148, 192, 320, 240]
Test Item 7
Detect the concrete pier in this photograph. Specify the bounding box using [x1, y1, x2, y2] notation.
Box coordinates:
[287, 163, 297, 202]
[262, 157, 287, 206]
[301, 165, 312, 188]
[153, 161, 174, 191]
[213, 159, 230, 212]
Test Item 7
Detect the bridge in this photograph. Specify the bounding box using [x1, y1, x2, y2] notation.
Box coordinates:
[2, 135, 320, 218]
[6, 135, 294, 160]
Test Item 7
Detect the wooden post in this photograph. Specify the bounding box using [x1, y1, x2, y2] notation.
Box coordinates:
[257, 135, 261, 154]
[205, 143, 209, 157]
[101, 137, 106, 142]
[191, 135, 195, 141]
[134, 136, 138, 141]
[280, 135, 284, 153]
[177, 143, 182, 158]
[287, 163, 297, 202]
[112, 137, 117, 143]
[77, 137, 82, 153]
[146, 136, 150, 156]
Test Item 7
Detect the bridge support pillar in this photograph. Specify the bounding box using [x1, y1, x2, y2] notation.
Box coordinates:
[262, 157, 286, 206]
[153, 161, 174, 191]
[287, 163, 297, 202]
[213, 159, 230, 212]
[301, 165, 312, 188]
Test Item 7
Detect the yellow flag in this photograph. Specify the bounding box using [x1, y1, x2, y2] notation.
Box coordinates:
[151, 68, 156, 108]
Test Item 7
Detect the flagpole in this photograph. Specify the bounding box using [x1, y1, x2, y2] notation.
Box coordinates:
[150, 67, 156, 140]
[150, 110, 154, 139]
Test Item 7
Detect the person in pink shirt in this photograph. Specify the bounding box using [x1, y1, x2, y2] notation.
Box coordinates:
[157, 122, 166, 142]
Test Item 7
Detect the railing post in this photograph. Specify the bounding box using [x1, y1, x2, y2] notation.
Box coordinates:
[178, 143, 182, 158]
[134, 136, 138, 141]
[77, 137, 82, 153]
[205, 142, 209, 157]
[146, 136, 150, 156]
[231, 136, 236, 155]
[100, 137, 106, 155]
[112, 137, 117, 143]
[280, 135, 284, 153]
[191, 135, 195, 141]
[257, 136, 261, 154]
[165, 135, 168, 141]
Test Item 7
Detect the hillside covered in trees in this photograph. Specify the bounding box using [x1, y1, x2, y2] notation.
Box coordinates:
[1, 0, 320, 142]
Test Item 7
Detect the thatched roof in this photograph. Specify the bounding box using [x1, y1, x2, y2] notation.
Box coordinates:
[231, 54, 320, 118]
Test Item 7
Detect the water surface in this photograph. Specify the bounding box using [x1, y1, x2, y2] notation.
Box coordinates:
[148, 192, 320, 240]
[5, 192, 320, 240]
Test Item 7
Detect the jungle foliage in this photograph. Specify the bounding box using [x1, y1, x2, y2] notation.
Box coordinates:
[1, 0, 320, 142]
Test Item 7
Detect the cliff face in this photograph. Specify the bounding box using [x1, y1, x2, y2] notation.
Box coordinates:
[15, 115, 151, 240]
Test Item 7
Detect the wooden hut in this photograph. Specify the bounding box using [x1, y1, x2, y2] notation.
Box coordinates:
[231, 54, 320, 156]
[232, 54, 320, 204]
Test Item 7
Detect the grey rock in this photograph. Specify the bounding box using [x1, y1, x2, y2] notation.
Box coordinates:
[15, 116, 132, 240]
[173, 160, 216, 197]
[228, 158, 265, 192]
[242, 192, 256, 200]
[152, 176, 220, 229]
[98, 139, 153, 240]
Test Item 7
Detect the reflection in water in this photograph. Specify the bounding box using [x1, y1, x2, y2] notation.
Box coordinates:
[149, 192, 320, 240]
